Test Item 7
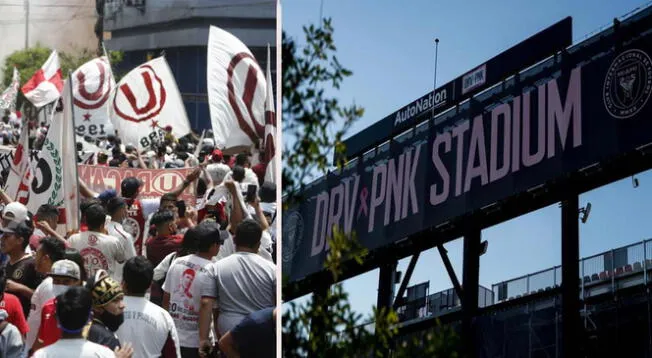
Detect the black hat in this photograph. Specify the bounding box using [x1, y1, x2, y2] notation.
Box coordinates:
[106, 197, 127, 214]
[259, 182, 276, 203]
[121, 177, 142, 196]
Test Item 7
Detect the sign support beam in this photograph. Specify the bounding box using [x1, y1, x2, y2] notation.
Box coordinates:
[393, 253, 420, 308]
[561, 194, 581, 357]
[462, 229, 481, 357]
[438, 244, 464, 301]
[376, 261, 397, 358]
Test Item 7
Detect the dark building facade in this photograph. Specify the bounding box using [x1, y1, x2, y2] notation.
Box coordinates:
[100, 0, 276, 131]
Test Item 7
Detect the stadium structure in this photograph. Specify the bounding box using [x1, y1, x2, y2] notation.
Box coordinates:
[283, 3, 652, 357]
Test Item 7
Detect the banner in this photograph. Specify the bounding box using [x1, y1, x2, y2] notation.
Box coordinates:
[283, 22, 652, 283]
[111, 57, 190, 149]
[26, 78, 79, 227]
[207, 26, 267, 152]
[72, 57, 116, 139]
[0, 67, 20, 111]
[77, 165, 194, 201]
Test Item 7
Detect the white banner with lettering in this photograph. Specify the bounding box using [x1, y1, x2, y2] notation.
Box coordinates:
[72, 57, 116, 139]
[110, 57, 190, 149]
[207, 25, 267, 152]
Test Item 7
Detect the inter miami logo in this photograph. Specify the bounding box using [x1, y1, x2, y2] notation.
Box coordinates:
[282, 210, 303, 265]
[603, 49, 652, 119]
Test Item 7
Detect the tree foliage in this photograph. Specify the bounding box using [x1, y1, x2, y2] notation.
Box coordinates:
[281, 18, 363, 199]
[1, 45, 123, 118]
[282, 18, 462, 357]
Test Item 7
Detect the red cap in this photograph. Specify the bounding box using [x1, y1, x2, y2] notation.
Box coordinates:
[164, 125, 172, 132]
[211, 149, 223, 162]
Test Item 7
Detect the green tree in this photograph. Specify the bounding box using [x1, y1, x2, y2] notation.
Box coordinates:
[2, 45, 123, 119]
[281, 18, 363, 197]
[282, 18, 462, 357]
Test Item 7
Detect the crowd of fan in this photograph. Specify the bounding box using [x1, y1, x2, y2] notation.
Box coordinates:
[0, 122, 278, 358]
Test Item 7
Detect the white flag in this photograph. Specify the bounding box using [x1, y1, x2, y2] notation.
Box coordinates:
[207, 26, 267, 152]
[28, 79, 80, 232]
[21, 50, 64, 108]
[263, 45, 276, 184]
[111, 57, 190, 149]
[0, 67, 20, 111]
[62, 79, 80, 232]
[72, 57, 116, 139]
[3, 121, 31, 203]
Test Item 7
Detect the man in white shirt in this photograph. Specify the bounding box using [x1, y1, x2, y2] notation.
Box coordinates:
[198, 219, 275, 354]
[33, 286, 130, 358]
[163, 222, 222, 358]
[104, 197, 137, 284]
[67, 204, 130, 280]
[26, 237, 66, 350]
[116, 256, 181, 358]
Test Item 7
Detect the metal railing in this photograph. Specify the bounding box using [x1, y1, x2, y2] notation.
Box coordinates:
[397, 286, 493, 322]
[493, 238, 652, 303]
[396, 239, 652, 323]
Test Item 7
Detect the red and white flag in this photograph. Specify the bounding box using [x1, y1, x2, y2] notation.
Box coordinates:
[263, 45, 276, 184]
[110, 57, 190, 149]
[3, 122, 31, 204]
[72, 57, 116, 139]
[207, 26, 267, 152]
[21, 50, 64, 108]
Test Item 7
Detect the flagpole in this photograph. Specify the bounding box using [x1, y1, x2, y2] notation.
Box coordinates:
[67, 73, 80, 230]
[431, 38, 439, 121]
[194, 129, 206, 158]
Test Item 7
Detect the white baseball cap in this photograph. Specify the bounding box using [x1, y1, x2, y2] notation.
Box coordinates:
[2, 202, 29, 224]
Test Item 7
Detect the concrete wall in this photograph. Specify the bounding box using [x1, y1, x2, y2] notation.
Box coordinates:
[0, 0, 97, 82]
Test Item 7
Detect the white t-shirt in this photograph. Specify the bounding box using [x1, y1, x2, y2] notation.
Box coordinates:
[27, 277, 54, 349]
[153, 252, 177, 282]
[115, 296, 181, 358]
[213, 232, 273, 263]
[68, 231, 127, 280]
[33, 338, 115, 357]
[162, 254, 213, 348]
[106, 221, 137, 283]
[200, 252, 276, 335]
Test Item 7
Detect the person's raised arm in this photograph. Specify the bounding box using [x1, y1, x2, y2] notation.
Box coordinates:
[225, 180, 245, 232]
[250, 198, 269, 232]
[78, 178, 98, 198]
[0, 187, 13, 204]
[168, 166, 202, 198]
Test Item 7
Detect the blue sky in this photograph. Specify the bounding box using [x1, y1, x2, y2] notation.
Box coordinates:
[282, 0, 652, 318]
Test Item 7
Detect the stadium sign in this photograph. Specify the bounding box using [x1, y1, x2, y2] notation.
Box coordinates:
[284, 17, 652, 284]
[341, 17, 572, 161]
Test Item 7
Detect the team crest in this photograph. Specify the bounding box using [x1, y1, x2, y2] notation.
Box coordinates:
[603, 48, 652, 119]
[88, 234, 99, 246]
[13, 268, 24, 280]
[282, 210, 304, 265]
